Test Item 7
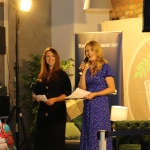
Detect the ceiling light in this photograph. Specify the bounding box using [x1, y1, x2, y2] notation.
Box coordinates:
[20, 0, 32, 12]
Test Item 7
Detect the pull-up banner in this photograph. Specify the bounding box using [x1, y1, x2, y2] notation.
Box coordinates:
[75, 32, 122, 107]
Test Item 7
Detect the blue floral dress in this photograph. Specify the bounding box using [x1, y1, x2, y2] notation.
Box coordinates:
[80, 64, 114, 150]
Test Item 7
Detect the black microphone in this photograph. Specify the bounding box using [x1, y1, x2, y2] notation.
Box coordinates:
[79, 57, 89, 75]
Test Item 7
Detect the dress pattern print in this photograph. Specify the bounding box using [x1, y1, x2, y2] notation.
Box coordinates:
[80, 64, 114, 150]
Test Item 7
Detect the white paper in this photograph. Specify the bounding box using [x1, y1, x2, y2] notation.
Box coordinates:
[66, 88, 91, 99]
[32, 93, 48, 102]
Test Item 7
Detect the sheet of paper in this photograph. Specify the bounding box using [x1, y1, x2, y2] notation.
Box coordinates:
[66, 88, 91, 99]
[32, 94, 48, 102]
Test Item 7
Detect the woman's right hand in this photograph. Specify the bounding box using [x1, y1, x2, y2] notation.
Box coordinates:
[78, 62, 89, 90]
[32, 95, 40, 102]
[79, 62, 89, 73]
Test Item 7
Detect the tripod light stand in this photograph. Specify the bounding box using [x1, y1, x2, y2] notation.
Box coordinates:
[6, 0, 32, 149]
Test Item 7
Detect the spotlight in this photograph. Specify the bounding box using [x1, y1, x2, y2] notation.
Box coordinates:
[20, 0, 32, 12]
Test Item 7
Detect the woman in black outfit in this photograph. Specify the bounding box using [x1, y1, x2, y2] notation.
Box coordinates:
[33, 47, 72, 150]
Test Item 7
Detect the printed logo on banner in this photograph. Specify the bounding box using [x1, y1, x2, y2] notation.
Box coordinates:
[78, 43, 118, 48]
[100, 43, 118, 47]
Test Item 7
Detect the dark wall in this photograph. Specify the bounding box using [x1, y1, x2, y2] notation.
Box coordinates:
[0, 0, 52, 148]
[0, 2, 4, 85]
[8, 3, 52, 98]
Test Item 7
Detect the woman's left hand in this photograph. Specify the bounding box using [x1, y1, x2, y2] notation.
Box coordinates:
[45, 98, 56, 106]
[84, 93, 95, 100]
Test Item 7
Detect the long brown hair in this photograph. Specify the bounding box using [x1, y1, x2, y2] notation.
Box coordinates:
[37, 47, 61, 82]
[85, 40, 108, 76]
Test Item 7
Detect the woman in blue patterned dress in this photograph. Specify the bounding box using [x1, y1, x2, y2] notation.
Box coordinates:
[78, 41, 116, 150]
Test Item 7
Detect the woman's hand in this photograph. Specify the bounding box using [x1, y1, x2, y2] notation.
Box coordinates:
[78, 62, 89, 90]
[84, 93, 96, 100]
[79, 62, 89, 73]
[32, 95, 40, 102]
[45, 98, 56, 106]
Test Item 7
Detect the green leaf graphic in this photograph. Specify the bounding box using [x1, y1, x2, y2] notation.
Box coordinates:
[134, 55, 150, 79]
[143, 58, 150, 70]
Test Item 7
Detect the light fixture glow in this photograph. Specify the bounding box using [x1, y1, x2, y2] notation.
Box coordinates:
[110, 106, 128, 121]
[83, 0, 112, 12]
[20, 0, 32, 12]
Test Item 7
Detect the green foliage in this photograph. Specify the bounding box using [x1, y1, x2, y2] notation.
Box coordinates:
[60, 58, 75, 76]
[20, 53, 74, 149]
[20, 54, 42, 149]
[134, 54, 150, 79]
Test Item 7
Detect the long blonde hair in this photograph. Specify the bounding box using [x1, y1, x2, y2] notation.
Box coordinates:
[85, 40, 108, 76]
[37, 47, 61, 82]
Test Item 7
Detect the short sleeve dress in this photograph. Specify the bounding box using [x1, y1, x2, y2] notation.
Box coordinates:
[34, 70, 71, 150]
[80, 64, 114, 150]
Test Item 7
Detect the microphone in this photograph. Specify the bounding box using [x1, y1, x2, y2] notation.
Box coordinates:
[79, 57, 89, 75]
